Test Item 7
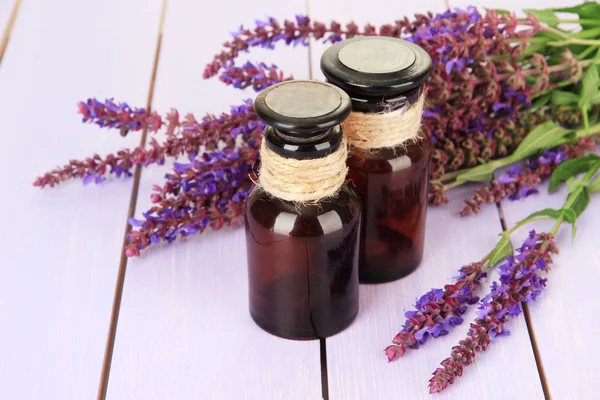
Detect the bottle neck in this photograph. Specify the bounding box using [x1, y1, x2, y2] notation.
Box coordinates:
[264, 126, 343, 160]
[347, 86, 423, 113]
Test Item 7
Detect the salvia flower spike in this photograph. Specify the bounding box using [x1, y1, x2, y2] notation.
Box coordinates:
[428, 231, 557, 394]
[385, 262, 487, 361]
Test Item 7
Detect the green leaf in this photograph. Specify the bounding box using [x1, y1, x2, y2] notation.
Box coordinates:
[567, 187, 591, 217]
[510, 121, 570, 161]
[572, 223, 578, 241]
[578, 63, 600, 110]
[524, 9, 559, 27]
[589, 177, 600, 193]
[573, 26, 600, 39]
[488, 234, 513, 268]
[561, 208, 577, 224]
[592, 92, 600, 106]
[520, 208, 564, 222]
[566, 176, 589, 194]
[551, 90, 579, 106]
[548, 154, 600, 193]
[455, 161, 499, 183]
[554, 3, 600, 19]
[531, 93, 551, 110]
[493, 8, 511, 15]
[515, 207, 576, 225]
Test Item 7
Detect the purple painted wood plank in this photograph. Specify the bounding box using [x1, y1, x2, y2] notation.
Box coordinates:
[106, 1, 322, 399]
[0, 0, 162, 398]
[500, 180, 600, 399]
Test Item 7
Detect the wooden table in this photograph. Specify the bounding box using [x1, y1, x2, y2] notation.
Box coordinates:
[1, 0, 597, 399]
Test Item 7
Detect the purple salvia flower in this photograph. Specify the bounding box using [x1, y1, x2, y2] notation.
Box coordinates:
[35, 99, 263, 188]
[77, 98, 163, 135]
[429, 231, 557, 394]
[385, 262, 487, 361]
[219, 61, 289, 91]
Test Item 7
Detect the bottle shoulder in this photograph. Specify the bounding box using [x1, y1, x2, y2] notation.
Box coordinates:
[246, 184, 361, 238]
[348, 133, 431, 173]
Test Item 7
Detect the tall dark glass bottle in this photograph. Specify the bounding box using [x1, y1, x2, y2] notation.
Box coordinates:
[246, 80, 361, 340]
[321, 37, 433, 283]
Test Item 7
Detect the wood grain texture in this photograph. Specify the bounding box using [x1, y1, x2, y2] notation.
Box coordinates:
[500, 179, 600, 400]
[105, 1, 322, 399]
[0, 0, 20, 63]
[0, 0, 162, 398]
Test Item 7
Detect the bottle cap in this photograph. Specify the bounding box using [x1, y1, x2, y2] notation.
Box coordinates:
[255, 80, 352, 159]
[320, 37, 432, 97]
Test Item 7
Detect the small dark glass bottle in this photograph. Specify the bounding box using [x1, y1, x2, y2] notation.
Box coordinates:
[246, 80, 361, 340]
[321, 37, 433, 284]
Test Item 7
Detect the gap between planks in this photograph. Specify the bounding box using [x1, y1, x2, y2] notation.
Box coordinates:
[96, 0, 168, 398]
[305, 0, 330, 398]
[0, 0, 22, 64]
[494, 187, 551, 399]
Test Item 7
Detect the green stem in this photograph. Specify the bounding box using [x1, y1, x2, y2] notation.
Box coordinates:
[551, 160, 600, 235]
[550, 216, 563, 236]
[506, 217, 555, 236]
[541, 26, 570, 40]
[440, 169, 468, 182]
[583, 160, 600, 181]
[578, 45, 599, 60]
[582, 106, 590, 131]
[531, 80, 575, 99]
[558, 19, 600, 26]
[481, 252, 491, 264]
[548, 38, 600, 47]
[443, 180, 464, 191]
[577, 121, 600, 138]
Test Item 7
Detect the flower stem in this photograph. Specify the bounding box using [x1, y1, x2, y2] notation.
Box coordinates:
[440, 169, 468, 182]
[548, 38, 600, 47]
[576, 121, 600, 138]
[443, 180, 465, 191]
[578, 45, 599, 61]
[506, 217, 553, 236]
[551, 160, 600, 236]
[540, 26, 570, 40]
[558, 19, 600, 26]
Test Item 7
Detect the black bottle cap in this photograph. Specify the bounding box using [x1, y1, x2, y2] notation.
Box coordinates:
[320, 37, 432, 97]
[254, 80, 352, 160]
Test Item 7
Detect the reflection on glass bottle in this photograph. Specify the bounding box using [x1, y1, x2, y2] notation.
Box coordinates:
[246, 187, 360, 339]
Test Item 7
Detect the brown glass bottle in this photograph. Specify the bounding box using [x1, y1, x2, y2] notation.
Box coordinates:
[321, 37, 433, 283]
[246, 80, 361, 340]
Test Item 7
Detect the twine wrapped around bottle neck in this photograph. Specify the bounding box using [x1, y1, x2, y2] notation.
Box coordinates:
[258, 138, 348, 203]
[341, 94, 425, 150]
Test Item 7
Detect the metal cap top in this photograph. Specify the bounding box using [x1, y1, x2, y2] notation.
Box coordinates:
[254, 80, 352, 134]
[320, 37, 432, 96]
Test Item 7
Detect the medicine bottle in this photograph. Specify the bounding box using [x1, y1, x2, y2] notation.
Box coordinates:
[321, 37, 432, 283]
[246, 80, 361, 339]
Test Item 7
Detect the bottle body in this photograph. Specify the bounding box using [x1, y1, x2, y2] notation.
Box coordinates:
[246, 183, 361, 340]
[348, 132, 431, 283]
